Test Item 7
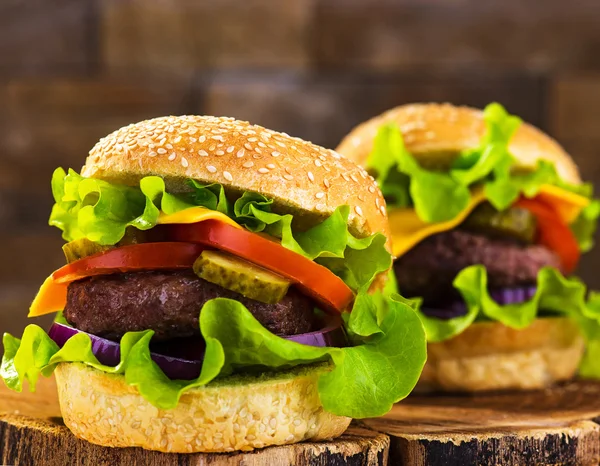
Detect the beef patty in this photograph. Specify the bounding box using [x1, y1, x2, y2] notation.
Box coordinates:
[64, 270, 316, 341]
[394, 229, 561, 307]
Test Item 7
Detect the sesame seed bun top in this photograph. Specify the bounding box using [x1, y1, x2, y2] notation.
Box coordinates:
[82, 115, 389, 242]
[336, 103, 581, 185]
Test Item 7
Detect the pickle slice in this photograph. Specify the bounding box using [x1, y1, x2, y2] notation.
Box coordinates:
[193, 250, 290, 304]
[462, 203, 537, 243]
[62, 238, 112, 263]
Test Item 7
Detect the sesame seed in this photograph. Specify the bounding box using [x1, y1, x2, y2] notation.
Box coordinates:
[223, 171, 233, 181]
[157, 148, 167, 155]
[276, 141, 286, 148]
[174, 136, 182, 143]
[243, 161, 254, 168]
[307, 172, 314, 182]
[266, 163, 276, 169]
[244, 143, 253, 150]
[158, 138, 166, 146]
[168, 153, 176, 161]
[358, 194, 365, 201]
[315, 192, 325, 199]
[166, 143, 173, 150]
[271, 151, 280, 157]
[380, 205, 387, 215]
[207, 165, 217, 173]
[258, 142, 266, 148]
[283, 174, 293, 181]
[148, 151, 157, 157]
[212, 135, 224, 141]
[355, 206, 363, 216]
[248, 137, 258, 142]
[342, 173, 350, 181]
[216, 150, 225, 156]
[368, 186, 376, 193]
[198, 135, 206, 142]
[181, 157, 189, 168]
[351, 174, 359, 182]
[286, 435, 295, 442]
[316, 203, 325, 211]
[237, 149, 245, 158]
[209, 145, 216, 151]
[254, 147, 262, 154]
[323, 179, 330, 188]
[227, 146, 235, 153]
[314, 159, 322, 167]
[258, 168, 269, 174]
[199, 149, 208, 156]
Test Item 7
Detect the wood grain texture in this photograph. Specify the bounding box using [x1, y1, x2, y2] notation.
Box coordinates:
[0, 376, 389, 466]
[362, 380, 600, 466]
[100, 0, 312, 70]
[312, 0, 600, 72]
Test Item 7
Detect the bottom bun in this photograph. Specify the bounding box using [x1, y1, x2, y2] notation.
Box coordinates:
[54, 363, 350, 453]
[418, 317, 584, 392]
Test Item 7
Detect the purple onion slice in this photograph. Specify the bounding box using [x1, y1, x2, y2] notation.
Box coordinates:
[420, 286, 537, 320]
[48, 315, 346, 381]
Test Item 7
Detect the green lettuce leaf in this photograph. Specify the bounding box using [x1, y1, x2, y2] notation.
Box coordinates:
[578, 291, 600, 378]
[415, 265, 600, 378]
[365, 103, 596, 232]
[571, 200, 600, 253]
[48, 169, 390, 291]
[1, 293, 426, 418]
[418, 265, 591, 342]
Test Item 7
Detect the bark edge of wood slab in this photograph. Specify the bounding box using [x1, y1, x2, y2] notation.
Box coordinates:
[362, 379, 600, 466]
[0, 414, 389, 466]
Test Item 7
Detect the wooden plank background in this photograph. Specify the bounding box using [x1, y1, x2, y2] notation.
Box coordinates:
[1, 0, 600, 336]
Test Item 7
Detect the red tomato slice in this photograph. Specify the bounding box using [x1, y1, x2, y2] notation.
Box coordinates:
[165, 220, 354, 314]
[515, 197, 580, 274]
[52, 242, 205, 283]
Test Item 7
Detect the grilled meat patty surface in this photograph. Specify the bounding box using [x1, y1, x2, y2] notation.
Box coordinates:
[394, 228, 561, 307]
[64, 270, 316, 340]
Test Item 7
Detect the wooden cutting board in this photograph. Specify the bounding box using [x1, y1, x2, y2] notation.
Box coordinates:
[0, 375, 389, 466]
[3, 375, 600, 465]
[362, 380, 600, 465]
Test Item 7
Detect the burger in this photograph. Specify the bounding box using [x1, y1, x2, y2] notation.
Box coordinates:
[1, 116, 426, 452]
[336, 103, 600, 392]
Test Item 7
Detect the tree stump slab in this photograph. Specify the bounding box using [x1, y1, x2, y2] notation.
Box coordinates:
[0, 376, 389, 465]
[362, 380, 600, 466]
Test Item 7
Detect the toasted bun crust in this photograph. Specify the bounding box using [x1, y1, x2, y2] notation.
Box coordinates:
[82, 115, 389, 242]
[55, 363, 351, 453]
[418, 317, 584, 392]
[337, 103, 581, 185]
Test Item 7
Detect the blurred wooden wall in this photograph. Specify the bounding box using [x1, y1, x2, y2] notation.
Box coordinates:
[1, 0, 600, 335]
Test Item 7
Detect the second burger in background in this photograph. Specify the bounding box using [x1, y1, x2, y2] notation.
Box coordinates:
[337, 102, 600, 392]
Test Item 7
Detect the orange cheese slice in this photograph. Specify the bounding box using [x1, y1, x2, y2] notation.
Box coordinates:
[389, 184, 590, 258]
